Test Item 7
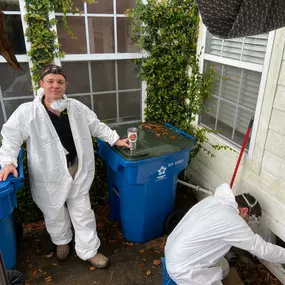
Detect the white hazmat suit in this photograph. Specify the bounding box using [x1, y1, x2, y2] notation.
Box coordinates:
[165, 183, 285, 285]
[0, 94, 119, 260]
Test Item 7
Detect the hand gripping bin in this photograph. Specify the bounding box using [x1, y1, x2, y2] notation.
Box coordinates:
[0, 149, 25, 270]
[98, 123, 196, 242]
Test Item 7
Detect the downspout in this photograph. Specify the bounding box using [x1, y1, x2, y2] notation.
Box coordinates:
[177, 179, 214, 196]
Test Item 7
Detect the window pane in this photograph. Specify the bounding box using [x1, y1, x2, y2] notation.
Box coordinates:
[57, 17, 87, 54]
[61, 62, 90, 93]
[91, 61, 116, 92]
[119, 91, 141, 121]
[117, 0, 136, 14]
[88, 17, 114, 53]
[72, 0, 84, 10]
[0, 63, 32, 98]
[0, 1, 20, 11]
[93, 93, 117, 121]
[117, 18, 140, 53]
[5, 98, 33, 119]
[55, 0, 84, 12]
[69, 95, 92, 109]
[3, 15, 26, 54]
[205, 61, 222, 96]
[234, 108, 254, 147]
[242, 34, 268, 65]
[205, 34, 222, 56]
[221, 66, 241, 104]
[216, 101, 236, 140]
[239, 70, 261, 110]
[222, 38, 243, 60]
[200, 97, 218, 130]
[87, 0, 113, 14]
[118, 60, 140, 89]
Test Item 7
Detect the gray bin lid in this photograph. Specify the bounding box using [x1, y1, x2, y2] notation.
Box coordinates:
[111, 122, 196, 161]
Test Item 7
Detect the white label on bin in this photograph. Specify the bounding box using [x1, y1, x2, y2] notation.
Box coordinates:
[156, 166, 167, 181]
[175, 159, 184, 165]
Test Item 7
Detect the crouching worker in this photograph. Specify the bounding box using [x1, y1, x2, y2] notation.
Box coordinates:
[165, 183, 285, 285]
[0, 64, 130, 268]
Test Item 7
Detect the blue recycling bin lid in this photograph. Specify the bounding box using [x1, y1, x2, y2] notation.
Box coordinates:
[109, 122, 196, 161]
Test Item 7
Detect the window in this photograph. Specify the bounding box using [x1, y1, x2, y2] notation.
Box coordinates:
[0, 0, 142, 128]
[0, 1, 33, 127]
[200, 31, 273, 149]
[56, 0, 142, 124]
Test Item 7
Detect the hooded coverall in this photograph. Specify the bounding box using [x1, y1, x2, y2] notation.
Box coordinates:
[165, 183, 285, 285]
[0, 94, 119, 260]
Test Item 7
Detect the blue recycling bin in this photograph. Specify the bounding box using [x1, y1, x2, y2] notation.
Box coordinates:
[0, 149, 25, 270]
[98, 123, 196, 242]
[161, 258, 176, 285]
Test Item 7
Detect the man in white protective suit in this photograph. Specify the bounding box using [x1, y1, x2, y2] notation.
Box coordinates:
[165, 183, 285, 285]
[0, 64, 130, 268]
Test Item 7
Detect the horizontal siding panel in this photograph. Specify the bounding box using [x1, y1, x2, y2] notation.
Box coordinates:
[269, 109, 285, 135]
[265, 130, 285, 159]
[262, 150, 285, 179]
[273, 85, 285, 111]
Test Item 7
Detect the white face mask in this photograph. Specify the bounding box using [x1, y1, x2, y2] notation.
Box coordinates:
[50, 99, 68, 112]
[248, 215, 260, 233]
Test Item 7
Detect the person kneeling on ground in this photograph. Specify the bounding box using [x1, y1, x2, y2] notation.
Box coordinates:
[165, 183, 285, 285]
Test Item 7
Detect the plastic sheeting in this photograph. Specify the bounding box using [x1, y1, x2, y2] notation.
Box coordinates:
[196, 0, 285, 38]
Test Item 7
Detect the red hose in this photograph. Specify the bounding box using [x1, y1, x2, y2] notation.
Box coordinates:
[230, 117, 254, 189]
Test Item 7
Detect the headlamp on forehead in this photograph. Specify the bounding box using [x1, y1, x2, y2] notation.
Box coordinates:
[40, 64, 66, 80]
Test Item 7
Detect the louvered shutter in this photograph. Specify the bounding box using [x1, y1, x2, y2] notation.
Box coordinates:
[205, 32, 268, 64]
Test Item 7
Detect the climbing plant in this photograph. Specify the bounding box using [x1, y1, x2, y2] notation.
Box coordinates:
[128, 0, 229, 157]
[24, 0, 94, 88]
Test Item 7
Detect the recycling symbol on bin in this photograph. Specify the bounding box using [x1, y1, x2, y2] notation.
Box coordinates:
[158, 166, 167, 176]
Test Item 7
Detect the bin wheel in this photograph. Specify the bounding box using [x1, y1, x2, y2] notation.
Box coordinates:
[164, 207, 190, 235]
[6, 270, 25, 285]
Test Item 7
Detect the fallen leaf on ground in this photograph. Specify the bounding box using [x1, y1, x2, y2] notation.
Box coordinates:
[45, 276, 52, 283]
[44, 252, 53, 258]
[139, 263, 144, 268]
[32, 270, 38, 277]
[140, 249, 145, 253]
[51, 263, 57, 266]
[153, 259, 162, 266]
[90, 266, 95, 270]
[146, 270, 152, 276]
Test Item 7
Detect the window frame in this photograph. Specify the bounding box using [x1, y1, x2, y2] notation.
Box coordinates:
[52, 1, 143, 125]
[197, 23, 275, 159]
[0, 0, 144, 126]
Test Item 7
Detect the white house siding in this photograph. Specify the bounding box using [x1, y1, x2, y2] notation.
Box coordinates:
[188, 27, 285, 283]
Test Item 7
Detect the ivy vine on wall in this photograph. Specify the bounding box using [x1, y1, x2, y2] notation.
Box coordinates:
[24, 0, 94, 88]
[128, 0, 228, 157]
